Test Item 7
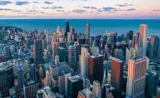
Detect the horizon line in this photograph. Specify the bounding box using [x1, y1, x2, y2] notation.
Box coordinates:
[0, 18, 160, 20]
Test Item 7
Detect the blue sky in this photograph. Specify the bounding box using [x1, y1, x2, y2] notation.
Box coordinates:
[0, 0, 160, 19]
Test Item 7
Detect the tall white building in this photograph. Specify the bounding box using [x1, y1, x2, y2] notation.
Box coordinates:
[56, 26, 60, 32]
[140, 24, 148, 56]
[126, 57, 147, 98]
[125, 47, 131, 65]
[93, 80, 101, 98]
[55, 55, 60, 65]
[80, 47, 90, 78]
[67, 32, 72, 41]
[68, 45, 77, 71]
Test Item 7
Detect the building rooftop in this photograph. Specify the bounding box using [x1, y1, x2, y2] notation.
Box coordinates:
[79, 88, 93, 98]
[68, 75, 82, 83]
[90, 54, 103, 58]
[0, 61, 12, 71]
[111, 57, 123, 63]
[105, 84, 115, 91]
[68, 45, 75, 49]
[24, 80, 40, 87]
[93, 80, 100, 85]
[37, 86, 63, 98]
[58, 62, 74, 76]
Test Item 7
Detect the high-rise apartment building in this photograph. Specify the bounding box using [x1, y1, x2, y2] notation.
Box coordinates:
[68, 45, 77, 71]
[140, 24, 148, 56]
[80, 47, 90, 79]
[126, 57, 147, 98]
[93, 80, 101, 98]
[23, 80, 40, 98]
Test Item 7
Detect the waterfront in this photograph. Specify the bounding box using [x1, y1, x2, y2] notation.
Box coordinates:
[0, 19, 160, 36]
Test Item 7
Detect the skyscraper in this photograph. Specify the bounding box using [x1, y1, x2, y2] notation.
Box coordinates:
[149, 36, 159, 59]
[68, 45, 77, 71]
[145, 70, 157, 98]
[125, 47, 131, 65]
[140, 24, 148, 56]
[132, 32, 142, 47]
[111, 57, 124, 98]
[58, 47, 67, 62]
[0, 62, 14, 97]
[80, 47, 90, 79]
[52, 42, 59, 58]
[86, 22, 90, 38]
[93, 80, 101, 98]
[65, 20, 70, 38]
[23, 80, 40, 98]
[44, 70, 51, 86]
[55, 55, 60, 65]
[34, 39, 44, 65]
[102, 60, 109, 88]
[29, 64, 37, 81]
[70, 26, 75, 35]
[17, 65, 24, 90]
[126, 57, 147, 98]
[37, 86, 63, 98]
[3, 46, 11, 59]
[68, 75, 83, 98]
[88, 54, 103, 84]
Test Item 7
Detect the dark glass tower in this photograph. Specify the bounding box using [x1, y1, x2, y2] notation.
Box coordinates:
[111, 57, 124, 98]
[65, 20, 70, 38]
[34, 39, 44, 65]
[68, 75, 83, 98]
[0, 63, 14, 97]
[88, 54, 103, 84]
[29, 64, 37, 81]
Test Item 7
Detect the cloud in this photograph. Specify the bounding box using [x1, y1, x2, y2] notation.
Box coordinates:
[41, 6, 64, 10]
[41, 7, 50, 9]
[57, 10, 64, 12]
[0, 8, 12, 11]
[33, 1, 38, 3]
[52, 6, 64, 9]
[0, 8, 21, 12]
[81, 6, 97, 9]
[103, 7, 118, 12]
[16, 1, 29, 5]
[0, 1, 12, 5]
[82, 6, 90, 9]
[27, 10, 38, 13]
[44, 1, 53, 4]
[153, 9, 160, 11]
[73, 9, 86, 13]
[116, 3, 134, 7]
[96, 7, 136, 13]
[97, 9, 104, 12]
[91, 6, 97, 9]
[127, 8, 136, 11]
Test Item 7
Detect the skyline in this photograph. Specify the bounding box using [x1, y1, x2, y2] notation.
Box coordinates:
[0, 0, 159, 19]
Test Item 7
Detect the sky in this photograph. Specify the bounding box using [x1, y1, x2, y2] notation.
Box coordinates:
[0, 0, 160, 19]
